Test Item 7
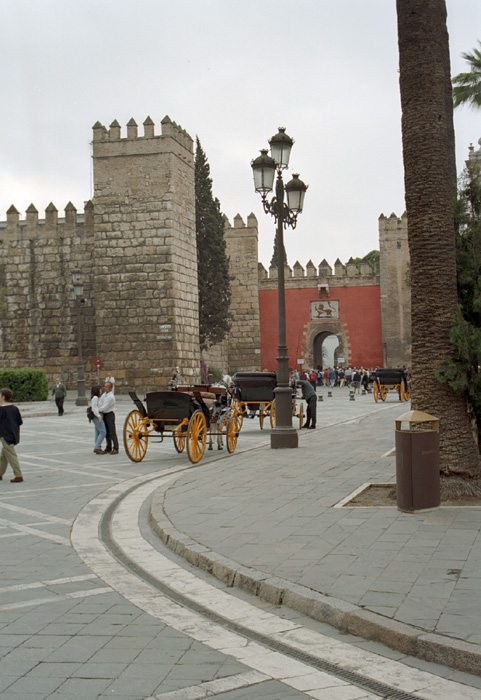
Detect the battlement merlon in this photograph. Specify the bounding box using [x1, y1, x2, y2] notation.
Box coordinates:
[224, 213, 259, 239]
[378, 211, 408, 242]
[0, 201, 93, 235]
[259, 254, 380, 286]
[92, 115, 194, 163]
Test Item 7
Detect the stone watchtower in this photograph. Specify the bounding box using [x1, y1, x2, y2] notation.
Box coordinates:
[223, 213, 261, 372]
[92, 116, 199, 388]
[378, 212, 411, 367]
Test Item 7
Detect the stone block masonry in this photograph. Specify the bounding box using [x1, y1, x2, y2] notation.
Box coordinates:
[0, 201, 96, 384]
[0, 116, 200, 391]
[92, 116, 198, 390]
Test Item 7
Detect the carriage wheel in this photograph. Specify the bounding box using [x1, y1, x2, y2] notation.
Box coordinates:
[373, 382, 379, 403]
[173, 426, 186, 453]
[232, 399, 244, 430]
[226, 415, 240, 453]
[270, 400, 276, 428]
[298, 402, 304, 429]
[399, 382, 405, 402]
[187, 410, 207, 464]
[380, 386, 387, 402]
[123, 410, 148, 462]
[404, 383, 411, 401]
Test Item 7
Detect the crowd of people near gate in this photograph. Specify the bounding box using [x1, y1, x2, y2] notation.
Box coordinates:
[290, 366, 376, 393]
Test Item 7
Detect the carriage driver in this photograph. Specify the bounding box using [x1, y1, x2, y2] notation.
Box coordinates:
[296, 380, 317, 430]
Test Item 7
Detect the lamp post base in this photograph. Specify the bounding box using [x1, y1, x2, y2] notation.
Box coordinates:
[271, 427, 299, 449]
[75, 378, 88, 406]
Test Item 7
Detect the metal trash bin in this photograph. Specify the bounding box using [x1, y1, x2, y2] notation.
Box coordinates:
[395, 410, 440, 513]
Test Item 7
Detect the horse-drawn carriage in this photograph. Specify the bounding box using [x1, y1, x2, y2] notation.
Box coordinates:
[123, 385, 240, 464]
[232, 371, 304, 429]
[373, 369, 411, 403]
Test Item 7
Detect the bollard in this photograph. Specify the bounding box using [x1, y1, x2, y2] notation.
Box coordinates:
[328, 391, 332, 397]
[350, 392, 355, 401]
[318, 395, 323, 401]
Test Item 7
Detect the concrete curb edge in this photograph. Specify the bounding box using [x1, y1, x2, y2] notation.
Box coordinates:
[149, 488, 481, 677]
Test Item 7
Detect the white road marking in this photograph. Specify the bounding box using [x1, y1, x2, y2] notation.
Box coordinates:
[0, 573, 98, 595]
[147, 671, 279, 699]
[0, 517, 70, 545]
[19, 459, 121, 481]
[0, 482, 130, 498]
[72, 471, 481, 700]
[0, 501, 72, 524]
[0, 532, 27, 539]
[0, 586, 113, 611]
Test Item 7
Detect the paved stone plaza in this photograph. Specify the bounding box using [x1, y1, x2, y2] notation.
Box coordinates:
[1, 390, 481, 698]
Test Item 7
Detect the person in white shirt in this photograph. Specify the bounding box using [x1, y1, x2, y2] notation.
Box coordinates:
[105, 372, 116, 393]
[90, 385, 106, 454]
[98, 382, 119, 454]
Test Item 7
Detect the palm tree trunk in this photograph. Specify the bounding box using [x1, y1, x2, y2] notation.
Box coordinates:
[397, 0, 480, 476]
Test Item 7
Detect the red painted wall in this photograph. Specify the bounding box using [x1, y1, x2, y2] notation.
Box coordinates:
[259, 285, 383, 371]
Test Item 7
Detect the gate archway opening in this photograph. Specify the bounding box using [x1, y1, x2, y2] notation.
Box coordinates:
[313, 332, 340, 369]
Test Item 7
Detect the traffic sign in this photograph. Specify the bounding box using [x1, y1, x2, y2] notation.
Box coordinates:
[93, 359, 103, 369]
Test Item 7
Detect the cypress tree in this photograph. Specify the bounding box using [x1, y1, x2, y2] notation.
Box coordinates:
[270, 231, 287, 268]
[195, 138, 232, 350]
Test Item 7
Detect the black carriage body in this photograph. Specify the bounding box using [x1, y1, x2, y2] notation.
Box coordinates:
[233, 372, 277, 403]
[374, 369, 408, 386]
[129, 391, 202, 428]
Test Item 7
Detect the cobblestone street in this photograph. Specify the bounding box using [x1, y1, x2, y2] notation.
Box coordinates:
[1, 393, 480, 698]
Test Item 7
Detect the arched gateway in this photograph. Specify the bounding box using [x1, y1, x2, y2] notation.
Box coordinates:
[258, 263, 385, 371]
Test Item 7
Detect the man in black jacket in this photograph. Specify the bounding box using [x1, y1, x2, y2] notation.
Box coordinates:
[297, 380, 317, 429]
[0, 387, 24, 482]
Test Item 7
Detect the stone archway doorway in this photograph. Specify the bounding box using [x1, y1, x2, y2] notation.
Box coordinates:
[313, 331, 340, 369]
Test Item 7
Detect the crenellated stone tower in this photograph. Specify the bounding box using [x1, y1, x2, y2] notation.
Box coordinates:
[223, 213, 261, 372]
[0, 116, 199, 391]
[378, 211, 411, 367]
[91, 116, 198, 389]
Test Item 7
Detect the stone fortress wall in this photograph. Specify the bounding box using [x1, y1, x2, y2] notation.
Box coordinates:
[256, 211, 411, 370]
[0, 114, 412, 388]
[0, 116, 200, 392]
[0, 201, 96, 384]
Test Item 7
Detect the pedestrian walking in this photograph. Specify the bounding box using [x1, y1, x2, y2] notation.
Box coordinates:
[0, 388, 24, 483]
[352, 369, 362, 394]
[329, 367, 336, 388]
[99, 381, 119, 454]
[309, 370, 318, 393]
[104, 372, 116, 394]
[90, 385, 107, 454]
[297, 380, 317, 429]
[51, 377, 67, 416]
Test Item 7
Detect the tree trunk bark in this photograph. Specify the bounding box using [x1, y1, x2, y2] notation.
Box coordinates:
[397, 0, 480, 476]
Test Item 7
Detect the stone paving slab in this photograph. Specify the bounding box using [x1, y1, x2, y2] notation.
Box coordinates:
[150, 389, 481, 674]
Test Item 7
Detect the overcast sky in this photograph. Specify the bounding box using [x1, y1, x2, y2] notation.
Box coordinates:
[2, 0, 481, 269]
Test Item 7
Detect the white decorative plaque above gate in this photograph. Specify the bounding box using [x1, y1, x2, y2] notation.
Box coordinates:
[310, 300, 339, 320]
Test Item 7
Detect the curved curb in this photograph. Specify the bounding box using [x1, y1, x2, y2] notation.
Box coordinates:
[150, 487, 481, 678]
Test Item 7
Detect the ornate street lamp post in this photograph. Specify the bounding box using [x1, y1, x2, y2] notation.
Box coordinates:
[72, 268, 88, 406]
[251, 128, 308, 449]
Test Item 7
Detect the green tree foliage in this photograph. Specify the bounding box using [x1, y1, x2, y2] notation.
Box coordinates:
[270, 232, 287, 268]
[353, 250, 380, 273]
[195, 138, 232, 350]
[452, 41, 481, 109]
[436, 162, 481, 441]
